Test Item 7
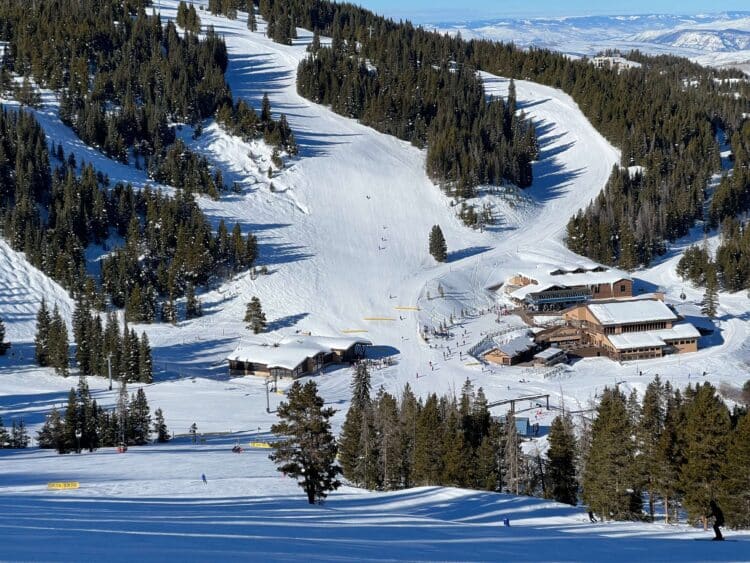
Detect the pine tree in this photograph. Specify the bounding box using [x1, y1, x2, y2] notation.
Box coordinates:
[153, 408, 170, 443]
[185, 284, 202, 319]
[503, 414, 522, 495]
[702, 264, 719, 318]
[10, 419, 29, 448]
[129, 388, 151, 445]
[680, 383, 731, 528]
[138, 332, 153, 383]
[270, 380, 342, 504]
[244, 296, 267, 333]
[637, 376, 666, 521]
[247, 5, 257, 31]
[351, 363, 371, 411]
[412, 394, 443, 485]
[36, 408, 64, 451]
[374, 388, 402, 490]
[49, 305, 69, 376]
[0, 416, 10, 448]
[546, 415, 578, 505]
[582, 387, 641, 520]
[0, 314, 8, 355]
[34, 299, 51, 366]
[63, 387, 79, 453]
[428, 225, 447, 263]
[398, 384, 419, 488]
[720, 412, 750, 528]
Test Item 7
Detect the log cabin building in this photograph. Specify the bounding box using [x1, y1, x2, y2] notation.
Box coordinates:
[504, 265, 632, 312]
[535, 298, 700, 361]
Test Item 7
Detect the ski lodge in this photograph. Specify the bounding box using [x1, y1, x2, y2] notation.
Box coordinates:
[227, 335, 372, 379]
[537, 298, 700, 361]
[503, 264, 632, 312]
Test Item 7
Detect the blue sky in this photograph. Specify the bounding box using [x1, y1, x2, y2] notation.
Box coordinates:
[355, 0, 750, 23]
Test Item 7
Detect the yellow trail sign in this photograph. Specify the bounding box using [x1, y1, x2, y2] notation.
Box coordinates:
[249, 442, 272, 449]
[48, 482, 80, 490]
[394, 306, 420, 311]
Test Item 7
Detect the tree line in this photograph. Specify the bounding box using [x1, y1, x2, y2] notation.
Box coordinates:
[252, 0, 537, 199]
[581, 379, 749, 529]
[337, 366, 750, 530]
[0, 0, 296, 196]
[248, 0, 748, 265]
[0, 108, 258, 323]
[37, 377, 169, 453]
[339, 365, 537, 494]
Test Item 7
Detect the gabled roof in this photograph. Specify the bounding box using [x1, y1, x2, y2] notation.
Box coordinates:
[607, 323, 700, 351]
[227, 335, 372, 371]
[492, 335, 536, 357]
[588, 299, 677, 326]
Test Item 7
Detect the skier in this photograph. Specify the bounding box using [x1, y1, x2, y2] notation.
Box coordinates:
[588, 510, 597, 523]
[201, 473, 207, 485]
[709, 500, 724, 541]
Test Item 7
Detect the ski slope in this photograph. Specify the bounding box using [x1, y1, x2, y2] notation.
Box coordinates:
[1, 2, 750, 558]
[0, 435, 747, 562]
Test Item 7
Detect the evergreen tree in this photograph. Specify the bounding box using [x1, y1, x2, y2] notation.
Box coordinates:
[546, 415, 578, 505]
[398, 384, 419, 488]
[34, 299, 51, 366]
[583, 387, 641, 520]
[36, 408, 64, 451]
[185, 284, 203, 319]
[680, 383, 731, 528]
[351, 363, 371, 412]
[247, 5, 257, 31]
[10, 419, 29, 448]
[0, 314, 8, 355]
[49, 305, 69, 376]
[0, 417, 10, 447]
[503, 414, 522, 495]
[138, 333, 153, 383]
[702, 264, 719, 318]
[270, 380, 342, 504]
[153, 408, 170, 443]
[63, 388, 79, 453]
[374, 388, 402, 490]
[428, 225, 448, 263]
[244, 296, 267, 333]
[412, 394, 443, 485]
[637, 376, 666, 521]
[720, 412, 750, 528]
[129, 388, 151, 445]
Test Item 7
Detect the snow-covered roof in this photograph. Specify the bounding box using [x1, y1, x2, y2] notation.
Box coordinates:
[227, 335, 372, 370]
[588, 299, 677, 326]
[508, 264, 631, 300]
[607, 323, 700, 351]
[492, 335, 536, 357]
[534, 347, 565, 360]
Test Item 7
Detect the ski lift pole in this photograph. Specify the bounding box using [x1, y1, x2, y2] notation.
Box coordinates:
[107, 353, 113, 391]
[265, 379, 271, 413]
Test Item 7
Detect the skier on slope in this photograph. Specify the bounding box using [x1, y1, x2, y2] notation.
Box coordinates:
[709, 500, 724, 541]
[201, 473, 207, 485]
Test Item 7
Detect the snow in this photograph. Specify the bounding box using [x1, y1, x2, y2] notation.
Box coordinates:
[1, 1, 750, 557]
[228, 335, 371, 371]
[433, 12, 750, 68]
[1, 439, 748, 562]
[587, 300, 678, 325]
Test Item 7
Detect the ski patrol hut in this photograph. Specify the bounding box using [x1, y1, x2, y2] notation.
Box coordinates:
[227, 335, 372, 378]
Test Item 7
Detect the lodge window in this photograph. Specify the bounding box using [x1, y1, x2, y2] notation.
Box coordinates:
[620, 284, 626, 292]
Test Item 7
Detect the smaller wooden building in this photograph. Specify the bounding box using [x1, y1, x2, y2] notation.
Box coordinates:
[484, 335, 537, 366]
[227, 335, 372, 379]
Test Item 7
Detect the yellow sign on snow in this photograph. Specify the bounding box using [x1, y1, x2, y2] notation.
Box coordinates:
[48, 482, 80, 490]
[249, 441, 272, 449]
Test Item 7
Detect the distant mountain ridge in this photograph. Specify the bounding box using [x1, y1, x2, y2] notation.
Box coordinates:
[431, 12, 750, 66]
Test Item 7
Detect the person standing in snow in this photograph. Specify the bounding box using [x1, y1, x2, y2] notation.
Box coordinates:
[201, 473, 207, 485]
[709, 500, 724, 541]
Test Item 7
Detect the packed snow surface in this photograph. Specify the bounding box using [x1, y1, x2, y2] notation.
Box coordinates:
[1, 1, 750, 559]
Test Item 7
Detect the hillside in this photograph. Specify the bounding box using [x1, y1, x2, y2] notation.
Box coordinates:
[1, 1, 750, 558]
[0, 435, 747, 562]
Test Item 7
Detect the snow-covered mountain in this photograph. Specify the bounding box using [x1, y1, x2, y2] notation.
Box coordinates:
[433, 12, 750, 69]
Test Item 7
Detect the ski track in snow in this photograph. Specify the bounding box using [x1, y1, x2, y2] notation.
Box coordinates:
[0, 2, 749, 558]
